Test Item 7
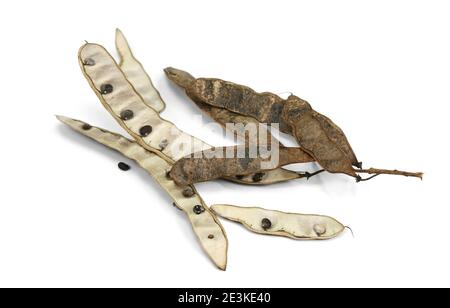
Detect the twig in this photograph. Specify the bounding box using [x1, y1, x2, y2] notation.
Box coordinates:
[354, 167, 423, 180]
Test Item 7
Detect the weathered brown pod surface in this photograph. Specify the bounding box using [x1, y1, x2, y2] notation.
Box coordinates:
[186, 94, 316, 181]
[115, 29, 166, 113]
[282, 95, 357, 177]
[57, 115, 228, 270]
[211, 204, 345, 240]
[165, 67, 360, 176]
[170, 146, 315, 186]
[164, 67, 292, 133]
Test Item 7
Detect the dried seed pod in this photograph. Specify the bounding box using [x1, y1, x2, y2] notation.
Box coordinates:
[164, 67, 292, 134]
[164, 67, 360, 177]
[80, 42, 307, 186]
[79, 43, 212, 162]
[115, 29, 166, 113]
[170, 145, 315, 186]
[211, 204, 345, 240]
[282, 95, 357, 177]
[57, 115, 228, 270]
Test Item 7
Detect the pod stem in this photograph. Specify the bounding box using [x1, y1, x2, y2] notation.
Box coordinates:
[354, 167, 423, 180]
[298, 169, 325, 180]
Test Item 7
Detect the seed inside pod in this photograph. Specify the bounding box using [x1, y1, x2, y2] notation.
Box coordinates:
[193, 204, 205, 215]
[159, 139, 169, 150]
[208, 234, 214, 239]
[100, 84, 113, 94]
[235, 175, 245, 180]
[118, 162, 130, 171]
[261, 218, 272, 230]
[120, 109, 134, 121]
[81, 123, 92, 130]
[313, 224, 326, 236]
[182, 187, 195, 197]
[252, 172, 265, 182]
[83, 58, 95, 66]
[165, 170, 172, 179]
[139, 125, 152, 137]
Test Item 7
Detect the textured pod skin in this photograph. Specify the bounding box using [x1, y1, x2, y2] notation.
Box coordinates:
[165, 67, 360, 177]
[282, 95, 357, 177]
[211, 204, 345, 240]
[57, 116, 228, 270]
[170, 146, 315, 186]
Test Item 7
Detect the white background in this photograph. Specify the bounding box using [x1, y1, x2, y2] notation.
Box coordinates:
[0, 0, 448, 287]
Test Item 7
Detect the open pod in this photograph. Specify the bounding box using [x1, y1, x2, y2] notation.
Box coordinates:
[211, 204, 345, 240]
[57, 115, 228, 270]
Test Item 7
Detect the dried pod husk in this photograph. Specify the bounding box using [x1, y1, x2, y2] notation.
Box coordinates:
[211, 204, 345, 240]
[115, 29, 166, 113]
[164, 67, 360, 176]
[57, 115, 228, 270]
[164, 67, 292, 133]
[170, 145, 315, 186]
[281, 95, 357, 177]
[78, 43, 211, 162]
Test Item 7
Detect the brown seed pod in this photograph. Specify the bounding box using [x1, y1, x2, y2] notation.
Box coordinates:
[164, 67, 360, 176]
[169, 145, 315, 186]
[281, 95, 357, 177]
[165, 68, 425, 180]
[164, 67, 292, 134]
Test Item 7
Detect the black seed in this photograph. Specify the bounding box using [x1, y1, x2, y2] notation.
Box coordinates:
[120, 109, 134, 120]
[159, 139, 169, 150]
[261, 218, 272, 230]
[118, 162, 130, 171]
[193, 205, 205, 215]
[100, 84, 113, 94]
[83, 58, 95, 66]
[208, 234, 214, 239]
[182, 187, 195, 197]
[139, 125, 152, 137]
[252, 172, 265, 182]
[235, 174, 245, 180]
[81, 123, 92, 130]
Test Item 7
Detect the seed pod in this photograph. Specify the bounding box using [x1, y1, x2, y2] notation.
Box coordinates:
[79, 43, 211, 162]
[282, 95, 357, 177]
[57, 115, 228, 270]
[164, 67, 360, 176]
[115, 29, 166, 113]
[170, 145, 314, 186]
[80, 42, 307, 186]
[211, 204, 345, 240]
[164, 67, 292, 134]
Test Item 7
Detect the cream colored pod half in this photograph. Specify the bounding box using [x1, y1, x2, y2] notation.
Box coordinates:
[211, 204, 345, 240]
[115, 29, 166, 113]
[57, 116, 228, 270]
